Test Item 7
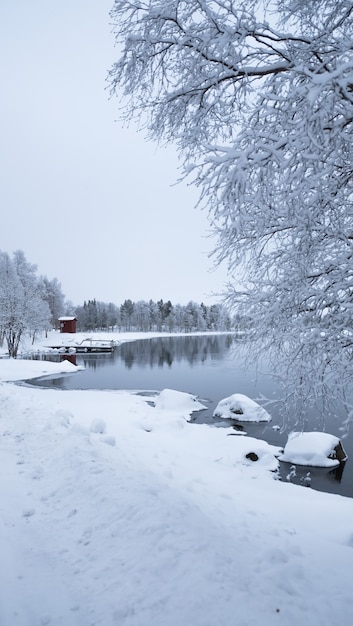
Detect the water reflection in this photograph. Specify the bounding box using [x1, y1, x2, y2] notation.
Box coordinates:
[280, 459, 347, 488]
[63, 354, 77, 366]
[117, 334, 235, 369]
[28, 335, 236, 370]
[24, 334, 352, 498]
[328, 461, 346, 483]
[81, 353, 116, 370]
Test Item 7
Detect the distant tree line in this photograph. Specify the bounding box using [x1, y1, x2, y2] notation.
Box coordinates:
[0, 249, 237, 358]
[75, 298, 235, 333]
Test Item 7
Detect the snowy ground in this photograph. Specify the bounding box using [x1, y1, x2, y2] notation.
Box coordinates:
[1, 331, 353, 625]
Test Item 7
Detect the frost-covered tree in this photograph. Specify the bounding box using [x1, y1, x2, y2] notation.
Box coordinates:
[110, 0, 353, 420]
[120, 299, 135, 331]
[134, 300, 153, 331]
[40, 276, 66, 329]
[0, 250, 51, 357]
[0, 252, 20, 353]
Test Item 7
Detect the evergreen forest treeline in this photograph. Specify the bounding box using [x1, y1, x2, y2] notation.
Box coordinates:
[75, 299, 235, 333]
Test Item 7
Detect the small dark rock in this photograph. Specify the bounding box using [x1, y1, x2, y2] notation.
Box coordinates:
[331, 441, 348, 463]
[245, 452, 259, 462]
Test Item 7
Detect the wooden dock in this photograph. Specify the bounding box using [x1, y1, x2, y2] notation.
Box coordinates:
[46, 338, 119, 354]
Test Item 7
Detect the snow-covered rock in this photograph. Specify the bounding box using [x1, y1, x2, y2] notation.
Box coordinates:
[279, 432, 348, 468]
[213, 393, 271, 422]
[154, 388, 207, 418]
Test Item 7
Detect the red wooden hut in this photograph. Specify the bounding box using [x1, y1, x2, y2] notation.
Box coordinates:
[59, 316, 77, 333]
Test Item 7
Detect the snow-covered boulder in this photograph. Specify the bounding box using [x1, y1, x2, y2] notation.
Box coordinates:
[213, 393, 271, 422]
[137, 389, 207, 432]
[279, 432, 348, 468]
[154, 388, 207, 418]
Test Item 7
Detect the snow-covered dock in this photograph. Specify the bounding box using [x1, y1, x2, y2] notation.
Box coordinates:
[47, 338, 119, 353]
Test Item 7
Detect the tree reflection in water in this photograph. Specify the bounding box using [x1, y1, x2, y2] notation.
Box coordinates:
[117, 334, 236, 369]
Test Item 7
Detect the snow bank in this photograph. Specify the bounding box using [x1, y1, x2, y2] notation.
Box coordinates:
[213, 393, 271, 422]
[1, 346, 353, 625]
[1, 378, 353, 626]
[0, 356, 82, 382]
[279, 431, 348, 467]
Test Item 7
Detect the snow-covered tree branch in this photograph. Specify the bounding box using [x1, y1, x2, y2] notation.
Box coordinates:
[110, 0, 353, 420]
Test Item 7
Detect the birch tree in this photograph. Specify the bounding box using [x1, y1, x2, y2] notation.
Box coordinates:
[40, 276, 66, 330]
[110, 0, 353, 421]
[0, 251, 51, 357]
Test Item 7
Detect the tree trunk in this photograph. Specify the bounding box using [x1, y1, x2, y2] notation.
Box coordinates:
[5, 329, 22, 358]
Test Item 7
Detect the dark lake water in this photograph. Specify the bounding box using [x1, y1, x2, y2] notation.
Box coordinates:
[27, 334, 352, 498]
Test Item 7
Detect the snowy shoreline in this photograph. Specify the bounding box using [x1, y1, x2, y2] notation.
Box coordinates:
[1, 331, 353, 625]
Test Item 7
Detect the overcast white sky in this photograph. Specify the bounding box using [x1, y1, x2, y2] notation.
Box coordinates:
[0, 0, 229, 307]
